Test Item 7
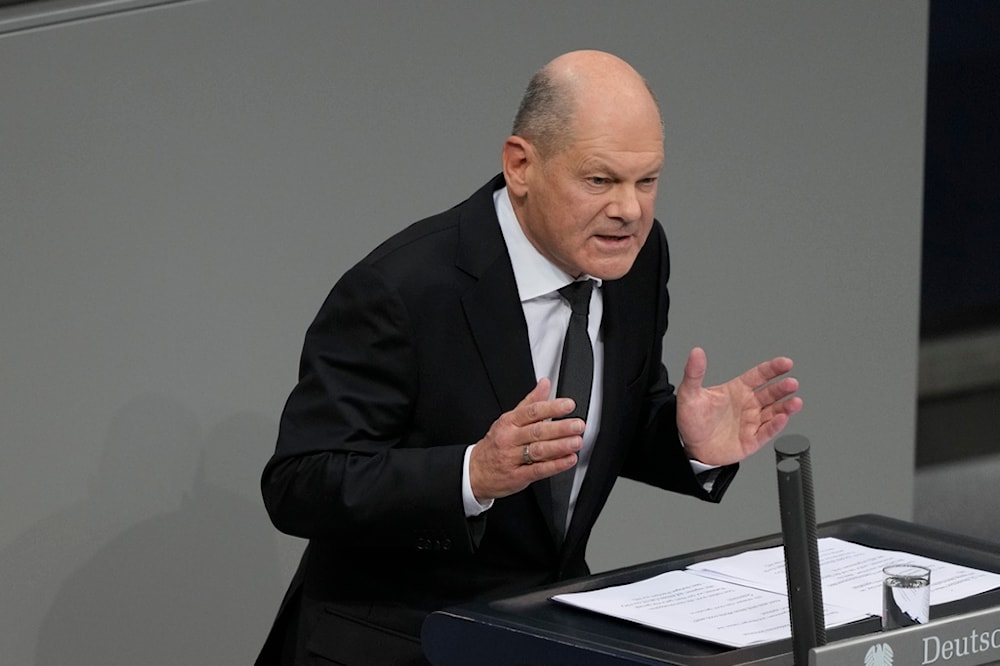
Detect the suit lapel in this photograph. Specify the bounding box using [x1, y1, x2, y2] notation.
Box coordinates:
[456, 176, 537, 411]
[461, 262, 535, 411]
[456, 177, 562, 537]
[455, 181, 667, 556]
[463, 259, 564, 539]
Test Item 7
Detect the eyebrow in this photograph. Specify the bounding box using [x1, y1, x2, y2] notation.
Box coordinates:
[581, 159, 663, 180]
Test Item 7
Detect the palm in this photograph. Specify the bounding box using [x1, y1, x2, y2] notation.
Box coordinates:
[676, 348, 802, 466]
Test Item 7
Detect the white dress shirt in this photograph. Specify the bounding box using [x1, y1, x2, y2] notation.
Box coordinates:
[461, 187, 715, 518]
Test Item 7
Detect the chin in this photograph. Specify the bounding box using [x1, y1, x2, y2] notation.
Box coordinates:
[586, 262, 636, 281]
[579, 244, 642, 280]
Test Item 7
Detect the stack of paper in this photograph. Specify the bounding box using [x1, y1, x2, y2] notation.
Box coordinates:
[552, 538, 1000, 648]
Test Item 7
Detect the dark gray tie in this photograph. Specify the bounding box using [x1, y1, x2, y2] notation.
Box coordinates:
[550, 279, 594, 538]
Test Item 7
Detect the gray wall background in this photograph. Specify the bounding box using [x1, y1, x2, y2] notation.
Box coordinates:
[0, 1, 928, 663]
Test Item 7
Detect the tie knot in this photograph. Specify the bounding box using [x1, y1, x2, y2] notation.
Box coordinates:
[558, 279, 593, 315]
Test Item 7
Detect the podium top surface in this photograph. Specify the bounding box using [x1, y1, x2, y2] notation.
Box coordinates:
[422, 515, 1000, 666]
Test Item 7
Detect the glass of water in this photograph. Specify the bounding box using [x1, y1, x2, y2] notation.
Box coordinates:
[882, 564, 931, 630]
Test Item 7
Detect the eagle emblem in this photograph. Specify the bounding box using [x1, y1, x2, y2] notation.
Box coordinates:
[864, 643, 894, 666]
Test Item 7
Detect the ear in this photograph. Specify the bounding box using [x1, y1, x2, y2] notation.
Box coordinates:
[501, 135, 532, 198]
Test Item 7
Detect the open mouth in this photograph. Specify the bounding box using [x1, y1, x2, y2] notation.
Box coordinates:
[595, 234, 630, 244]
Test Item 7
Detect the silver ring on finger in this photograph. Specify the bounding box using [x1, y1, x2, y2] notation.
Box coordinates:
[522, 443, 535, 465]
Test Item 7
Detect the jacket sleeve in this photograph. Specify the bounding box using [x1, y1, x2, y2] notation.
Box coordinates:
[617, 222, 738, 502]
[261, 263, 478, 555]
[620, 361, 738, 502]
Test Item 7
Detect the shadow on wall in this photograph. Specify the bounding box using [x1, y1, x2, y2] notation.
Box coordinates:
[0, 395, 282, 665]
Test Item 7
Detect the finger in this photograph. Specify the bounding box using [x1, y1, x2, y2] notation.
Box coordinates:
[497, 379, 552, 429]
[525, 416, 585, 446]
[752, 376, 800, 406]
[741, 356, 795, 389]
[679, 347, 707, 393]
[512, 380, 575, 426]
[522, 429, 583, 465]
[518, 449, 579, 481]
[521, 377, 552, 405]
[752, 412, 791, 446]
[756, 395, 804, 428]
[775, 395, 804, 418]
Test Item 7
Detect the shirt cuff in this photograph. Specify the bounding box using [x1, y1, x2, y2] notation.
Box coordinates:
[688, 458, 719, 475]
[681, 434, 723, 492]
[692, 464, 723, 492]
[463, 445, 494, 517]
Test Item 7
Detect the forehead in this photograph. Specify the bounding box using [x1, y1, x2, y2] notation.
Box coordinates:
[575, 147, 663, 174]
[560, 132, 664, 177]
[561, 98, 663, 170]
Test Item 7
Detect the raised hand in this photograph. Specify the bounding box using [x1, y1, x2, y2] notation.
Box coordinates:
[469, 378, 585, 502]
[676, 347, 803, 466]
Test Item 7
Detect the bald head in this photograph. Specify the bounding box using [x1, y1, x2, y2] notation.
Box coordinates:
[512, 50, 662, 158]
[502, 50, 665, 280]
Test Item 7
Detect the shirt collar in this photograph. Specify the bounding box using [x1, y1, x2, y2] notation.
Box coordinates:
[493, 186, 602, 302]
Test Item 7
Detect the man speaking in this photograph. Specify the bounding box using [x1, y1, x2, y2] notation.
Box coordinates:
[256, 49, 802, 665]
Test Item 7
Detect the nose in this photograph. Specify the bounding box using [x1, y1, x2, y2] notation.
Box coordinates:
[608, 184, 642, 223]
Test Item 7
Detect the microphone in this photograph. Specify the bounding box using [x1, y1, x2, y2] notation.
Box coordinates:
[775, 434, 826, 665]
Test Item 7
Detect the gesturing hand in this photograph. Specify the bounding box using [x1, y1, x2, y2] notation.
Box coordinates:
[469, 378, 585, 503]
[676, 347, 803, 467]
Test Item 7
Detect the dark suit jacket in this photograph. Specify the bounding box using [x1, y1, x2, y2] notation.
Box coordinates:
[257, 175, 737, 665]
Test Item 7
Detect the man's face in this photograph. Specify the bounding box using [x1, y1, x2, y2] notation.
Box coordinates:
[516, 111, 664, 280]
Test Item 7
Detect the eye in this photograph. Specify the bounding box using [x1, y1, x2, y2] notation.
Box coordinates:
[588, 176, 611, 186]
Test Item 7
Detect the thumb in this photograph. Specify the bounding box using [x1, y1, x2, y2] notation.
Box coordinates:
[680, 347, 708, 394]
